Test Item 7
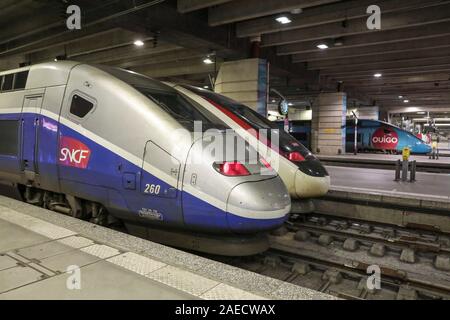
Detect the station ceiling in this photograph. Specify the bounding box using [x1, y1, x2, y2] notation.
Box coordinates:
[1, 0, 450, 129]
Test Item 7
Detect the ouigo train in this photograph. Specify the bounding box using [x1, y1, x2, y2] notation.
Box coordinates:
[282, 119, 432, 155]
[170, 85, 330, 201]
[346, 119, 432, 154]
[0, 61, 292, 256]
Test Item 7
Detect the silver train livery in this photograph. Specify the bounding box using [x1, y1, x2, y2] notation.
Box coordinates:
[0, 61, 291, 256]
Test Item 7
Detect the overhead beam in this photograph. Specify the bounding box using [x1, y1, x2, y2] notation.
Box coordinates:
[131, 57, 223, 78]
[236, 0, 444, 38]
[177, 0, 233, 13]
[329, 68, 450, 80]
[370, 92, 450, 99]
[105, 49, 206, 69]
[277, 21, 450, 55]
[342, 75, 450, 86]
[304, 47, 450, 69]
[208, 0, 340, 27]
[293, 36, 450, 62]
[384, 106, 450, 113]
[262, 3, 450, 46]
[72, 43, 181, 65]
[318, 57, 450, 74]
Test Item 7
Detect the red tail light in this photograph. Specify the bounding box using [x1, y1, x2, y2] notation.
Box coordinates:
[214, 161, 250, 176]
[287, 151, 305, 162]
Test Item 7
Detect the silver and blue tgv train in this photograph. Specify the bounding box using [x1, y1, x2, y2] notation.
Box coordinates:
[0, 61, 291, 255]
[170, 85, 330, 200]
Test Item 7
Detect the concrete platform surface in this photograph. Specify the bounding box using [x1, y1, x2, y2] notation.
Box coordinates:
[0, 195, 334, 300]
[327, 166, 450, 203]
[319, 153, 450, 164]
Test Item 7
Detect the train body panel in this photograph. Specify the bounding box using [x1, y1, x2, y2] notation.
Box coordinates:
[0, 62, 290, 244]
[170, 85, 330, 199]
[346, 120, 432, 154]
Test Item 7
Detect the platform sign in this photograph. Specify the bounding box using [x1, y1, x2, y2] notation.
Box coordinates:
[402, 147, 411, 161]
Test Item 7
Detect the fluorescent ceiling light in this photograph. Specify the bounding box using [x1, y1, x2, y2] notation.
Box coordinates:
[203, 85, 209, 89]
[417, 111, 426, 114]
[203, 57, 214, 64]
[374, 73, 382, 78]
[276, 16, 292, 24]
[403, 99, 410, 103]
[288, 102, 294, 106]
[317, 43, 329, 50]
[134, 40, 144, 46]
[398, 95, 403, 99]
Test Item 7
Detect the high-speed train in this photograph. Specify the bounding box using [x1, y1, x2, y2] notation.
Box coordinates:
[346, 119, 432, 154]
[0, 61, 291, 256]
[169, 85, 330, 200]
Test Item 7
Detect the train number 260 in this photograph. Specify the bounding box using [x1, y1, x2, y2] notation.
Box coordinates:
[144, 184, 161, 195]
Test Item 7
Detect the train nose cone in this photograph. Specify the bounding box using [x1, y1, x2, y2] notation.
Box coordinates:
[294, 170, 331, 198]
[226, 177, 290, 233]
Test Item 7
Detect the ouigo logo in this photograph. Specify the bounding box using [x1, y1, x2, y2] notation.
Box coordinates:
[372, 127, 399, 150]
[59, 136, 91, 169]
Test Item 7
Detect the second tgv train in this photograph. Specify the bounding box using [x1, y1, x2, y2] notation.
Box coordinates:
[169, 85, 330, 200]
[0, 61, 292, 256]
[283, 119, 432, 154]
[345, 119, 432, 154]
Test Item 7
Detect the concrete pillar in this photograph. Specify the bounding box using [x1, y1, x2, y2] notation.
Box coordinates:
[249, 36, 261, 58]
[214, 58, 268, 116]
[312, 92, 347, 155]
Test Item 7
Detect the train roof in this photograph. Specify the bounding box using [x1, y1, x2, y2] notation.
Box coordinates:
[0, 61, 81, 90]
[0, 61, 174, 93]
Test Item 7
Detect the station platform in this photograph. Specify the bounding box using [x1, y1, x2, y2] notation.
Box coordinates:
[327, 166, 450, 203]
[318, 153, 450, 173]
[318, 166, 450, 233]
[0, 195, 333, 300]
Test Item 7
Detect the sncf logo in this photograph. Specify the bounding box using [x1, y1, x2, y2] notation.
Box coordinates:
[372, 127, 399, 150]
[59, 136, 91, 169]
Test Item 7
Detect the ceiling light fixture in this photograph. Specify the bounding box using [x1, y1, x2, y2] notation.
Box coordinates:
[317, 43, 329, 50]
[203, 57, 214, 64]
[275, 16, 292, 24]
[374, 73, 382, 78]
[134, 40, 144, 46]
[404, 99, 410, 103]
[398, 95, 403, 99]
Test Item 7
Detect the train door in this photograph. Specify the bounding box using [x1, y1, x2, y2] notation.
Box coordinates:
[137, 141, 183, 226]
[20, 94, 44, 183]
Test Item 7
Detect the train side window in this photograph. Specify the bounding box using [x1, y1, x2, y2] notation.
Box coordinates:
[2, 74, 13, 91]
[70, 94, 94, 118]
[13, 71, 29, 90]
[0, 120, 19, 156]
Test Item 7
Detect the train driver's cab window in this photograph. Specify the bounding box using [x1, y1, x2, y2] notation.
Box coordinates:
[13, 71, 29, 90]
[70, 94, 94, 118]
[1, 74, 14, 91]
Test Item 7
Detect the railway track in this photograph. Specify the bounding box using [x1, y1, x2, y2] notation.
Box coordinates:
[220, 215, 450, 300]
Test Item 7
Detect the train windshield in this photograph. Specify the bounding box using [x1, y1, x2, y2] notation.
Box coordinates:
[96, 66, 228, 132]
[183, 85, 328, 177]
